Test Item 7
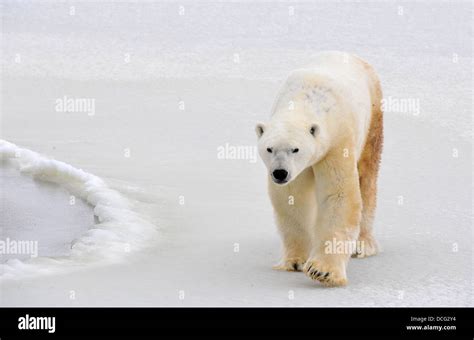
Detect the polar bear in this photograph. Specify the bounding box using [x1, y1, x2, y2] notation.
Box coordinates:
[256, 51, 383, 286]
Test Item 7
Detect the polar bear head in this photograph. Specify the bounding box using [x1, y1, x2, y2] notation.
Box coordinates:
[256, 120, 323, 185]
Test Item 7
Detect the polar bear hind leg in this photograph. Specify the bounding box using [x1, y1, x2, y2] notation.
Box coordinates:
[354, 62, 384, 259]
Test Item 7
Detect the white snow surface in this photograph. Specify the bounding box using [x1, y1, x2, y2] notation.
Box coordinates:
[0, 1, 472, 306]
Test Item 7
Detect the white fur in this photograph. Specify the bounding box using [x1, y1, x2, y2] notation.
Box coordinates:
[256, 51, 377, 286]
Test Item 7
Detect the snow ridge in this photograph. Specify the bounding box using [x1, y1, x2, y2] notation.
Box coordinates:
[0, 140, 158, 279]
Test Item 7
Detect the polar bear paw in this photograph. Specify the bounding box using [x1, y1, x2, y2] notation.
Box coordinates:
[352, 234, 379, 259]
[272, 257, 306, 272]
[303, 258, 348, 287]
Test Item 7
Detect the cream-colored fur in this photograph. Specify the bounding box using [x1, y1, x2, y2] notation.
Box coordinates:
[256, 51, 383, 286]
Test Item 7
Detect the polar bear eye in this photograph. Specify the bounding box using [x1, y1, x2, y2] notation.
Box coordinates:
[310, 124, 318, 136]
[267, 148, 273, 153]
[292, 148, 299, 153]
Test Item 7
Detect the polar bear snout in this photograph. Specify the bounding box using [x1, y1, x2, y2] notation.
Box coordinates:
[271, 169, 289, 184]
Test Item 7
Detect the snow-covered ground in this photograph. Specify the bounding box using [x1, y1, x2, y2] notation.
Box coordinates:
[0, 1, 472, 306]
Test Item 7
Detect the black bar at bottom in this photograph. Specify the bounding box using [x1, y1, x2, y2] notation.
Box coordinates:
[0, 307, 472, 339]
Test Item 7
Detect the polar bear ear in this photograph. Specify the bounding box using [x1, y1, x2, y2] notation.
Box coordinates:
[310, 124, 319, 137]
[255, 123, 265, 138]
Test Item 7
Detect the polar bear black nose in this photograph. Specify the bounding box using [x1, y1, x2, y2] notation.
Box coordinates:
[272, 169, 288, 182]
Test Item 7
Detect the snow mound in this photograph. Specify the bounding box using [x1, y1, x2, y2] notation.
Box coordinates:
[0, 140, 158, 279]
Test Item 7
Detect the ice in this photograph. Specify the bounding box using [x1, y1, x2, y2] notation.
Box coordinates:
[0, 164, 93, 262]
[0, 140, 158, 278]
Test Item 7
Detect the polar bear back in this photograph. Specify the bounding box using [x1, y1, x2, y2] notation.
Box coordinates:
[272, 51, 374, 159]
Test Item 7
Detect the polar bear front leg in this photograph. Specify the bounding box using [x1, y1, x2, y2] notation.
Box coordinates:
[272, 212, 311, 271]
[269, 168, 315, 272]
[304, 149, 362, 286]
